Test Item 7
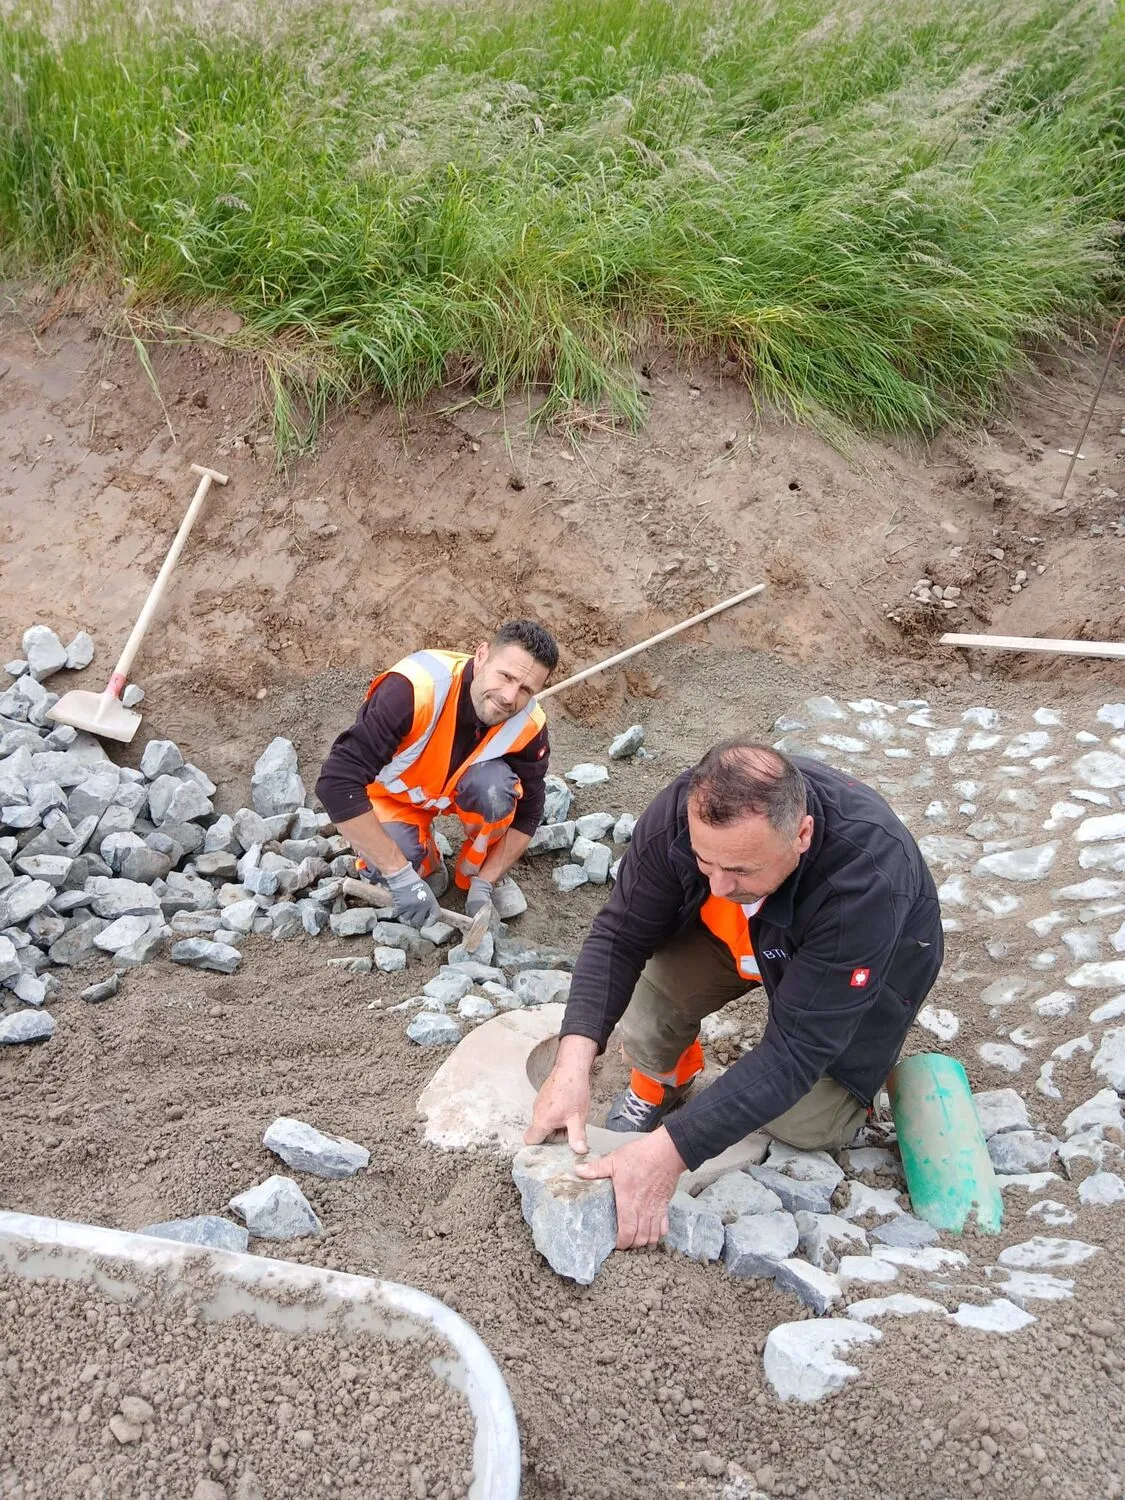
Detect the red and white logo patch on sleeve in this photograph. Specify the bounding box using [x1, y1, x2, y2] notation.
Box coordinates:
[850, 967, 871, 988]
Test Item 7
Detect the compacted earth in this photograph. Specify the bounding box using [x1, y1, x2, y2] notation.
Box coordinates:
[1, 302, 1124, 1500]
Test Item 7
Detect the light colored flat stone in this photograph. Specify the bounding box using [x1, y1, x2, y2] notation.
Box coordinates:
[417, 1005, 566, 1152]
[985, 1268, 1074, 1305]
[763, 1320, 882, 1404]
[996, 1236, 1100, 1270]
[871, 1245, 969, 1273]
[795, 1212, 868, 1271]
[1062, 1089, 1123, 1137]
[997, 1172, 1060, 1195]
[837, 1255, 898, 1287]
[1078, 1171, 1125, 1206]
[847, 1294, 946, 1323]
[837, 1182, 903, 1222]
[1092, 1027, 1125, 1090]
[678, 1134, 770, 1193]
[951, 1298, 1036, 1333]
[972, 1087, 1030, 1137]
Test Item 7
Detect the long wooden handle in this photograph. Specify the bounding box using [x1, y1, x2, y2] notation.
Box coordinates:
[538, 582, 766, 702]
[106, 463, 229, 696]
[940, 632, 1125, 660]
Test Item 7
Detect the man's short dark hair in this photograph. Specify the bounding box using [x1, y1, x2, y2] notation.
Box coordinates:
[688, 741, 807, 836]
[491, 619, 559, 673]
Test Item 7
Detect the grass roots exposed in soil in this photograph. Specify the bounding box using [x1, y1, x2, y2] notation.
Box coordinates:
[1, 0, 1122, 445]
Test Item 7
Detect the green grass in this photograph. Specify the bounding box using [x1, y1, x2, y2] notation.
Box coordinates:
[1, 0, 1122, 445]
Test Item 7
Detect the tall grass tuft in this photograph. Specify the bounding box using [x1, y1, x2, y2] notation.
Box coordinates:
[1, 0, 1121, 441]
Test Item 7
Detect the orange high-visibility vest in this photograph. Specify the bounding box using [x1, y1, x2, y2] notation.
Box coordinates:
[363, 650, 546, 813]
[699, 894, 763, 983]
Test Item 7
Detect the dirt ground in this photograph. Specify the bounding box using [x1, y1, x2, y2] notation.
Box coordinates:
[1, 291, 1124, 1500]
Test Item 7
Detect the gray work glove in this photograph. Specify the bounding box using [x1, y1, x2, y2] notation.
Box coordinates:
[465, 876, 494, 919]
[386, 864, 440, 929]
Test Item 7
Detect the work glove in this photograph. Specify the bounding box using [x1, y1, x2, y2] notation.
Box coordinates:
[465, 876, 494, 919]
[386, 863, 440, 929]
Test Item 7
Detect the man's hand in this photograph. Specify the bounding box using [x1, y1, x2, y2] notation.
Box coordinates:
[575, 1128, 685, 1249]
[524, 1035, 598, 1154]
[385, 864, 440, 929]
[465, 875, 493, 919]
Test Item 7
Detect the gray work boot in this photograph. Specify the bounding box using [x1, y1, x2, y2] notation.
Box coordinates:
[604, 1082, 693, 1133]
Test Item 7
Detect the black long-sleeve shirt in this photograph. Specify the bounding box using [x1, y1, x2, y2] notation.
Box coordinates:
[561, 761, 943, 1169]
[316, 660, 549, 834]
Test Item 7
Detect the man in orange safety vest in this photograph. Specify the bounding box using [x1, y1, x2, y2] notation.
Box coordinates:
[316, 620, 558, 928]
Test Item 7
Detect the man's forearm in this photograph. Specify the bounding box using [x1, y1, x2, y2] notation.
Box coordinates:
[479, 828, 532, 884]
[336, 810, 412, 877]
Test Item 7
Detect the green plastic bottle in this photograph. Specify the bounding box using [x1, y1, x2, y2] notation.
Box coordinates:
[887, 1053, 1004, 1235]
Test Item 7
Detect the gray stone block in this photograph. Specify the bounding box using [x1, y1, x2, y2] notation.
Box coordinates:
[21, 625, 67, 681]
[48, 916, 107, 966]
[170, 938, 241, 973]
[250, 737, 306, 818]
[794, 1211, 869, 1271]
[140, 1215, 248, 1253]
[139, 740, 184, 780]
[608, 724, 644, 759]
[695, 1171, 783, 1223]
[513, 1143, 617, 1285]
[512, 969, 571, 1007]
[406, 1013, 462, 1045]
[0, 1009, 56, 1044]
[262, 1116, 370, 1178]
[773, 1258, 843, 1315]
[229, 1176, 322, 1241]
[747, 1164, 833, 1215]
[723, 1211, 799, 1277]
[663, 1191, 724, 1262]
[871, 1214, 940, 1249]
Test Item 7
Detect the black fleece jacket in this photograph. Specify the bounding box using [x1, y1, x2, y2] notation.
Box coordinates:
[560, 758, 943, 1169]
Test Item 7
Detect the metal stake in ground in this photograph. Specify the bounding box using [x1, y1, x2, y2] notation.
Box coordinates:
[1058, 315, 1124, 503]
[47, 462, 228, 743]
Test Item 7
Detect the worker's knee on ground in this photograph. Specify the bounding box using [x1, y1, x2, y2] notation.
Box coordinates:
[454, 760, 518, 821]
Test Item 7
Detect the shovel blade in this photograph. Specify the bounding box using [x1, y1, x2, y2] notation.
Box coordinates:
[47, 689, 142, 744]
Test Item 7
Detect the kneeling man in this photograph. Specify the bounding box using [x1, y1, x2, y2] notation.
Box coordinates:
[526, 740, 943, 1247]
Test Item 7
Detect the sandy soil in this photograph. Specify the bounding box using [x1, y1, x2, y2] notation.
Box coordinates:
[1, 291, 1124, 1499]
[0, 1266, 474, 1500]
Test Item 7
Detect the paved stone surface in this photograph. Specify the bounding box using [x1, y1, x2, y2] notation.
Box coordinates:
[695, 1171, 783, 1223]
[229, 1175, 323, 1240]
[262, 1116, 370, 1178]
[747, 1165, 832, 1214]
[663, 1192, 725, 1263]
[951, 1298, 1036, 1333]
[846, 1294, 947, 1322]
[773, 1258, 843, 1315]
[140, 1215, 249, 1252]
[513, 1143, 617, 1285]
[1078, 1171, 1125, 1206]
[996, 1236, 1100, 1269]
[795, 1212, 869, 1270]
[763, 1320, 882, 1403]
[837, 1256, 899, 1287]
[723, 1212, 799, 1277]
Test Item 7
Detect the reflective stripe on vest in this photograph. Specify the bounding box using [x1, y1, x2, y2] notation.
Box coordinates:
[364, 651, 545, 812]
[699, 893, 762, 982]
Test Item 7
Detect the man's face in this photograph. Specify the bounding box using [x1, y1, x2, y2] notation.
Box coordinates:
[470, 641, 550, 726]
[687, 795, 813, 904]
